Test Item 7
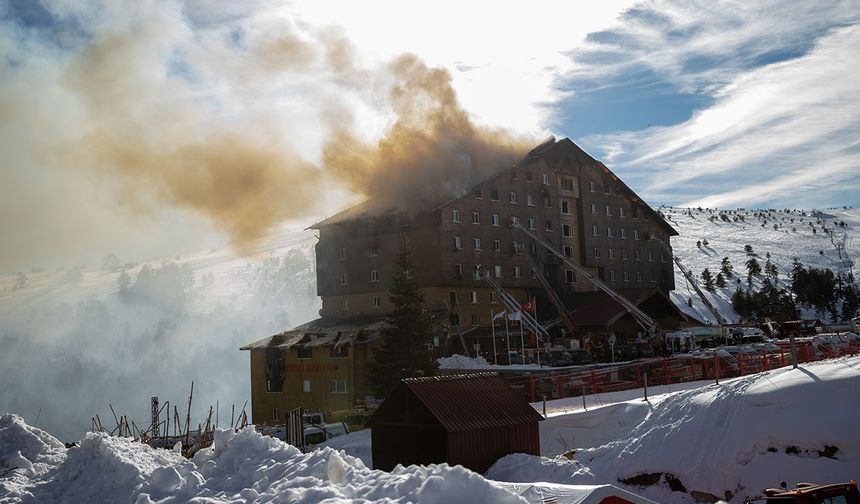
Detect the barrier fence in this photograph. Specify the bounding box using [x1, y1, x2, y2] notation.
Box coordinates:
[505, 341, 858, 404]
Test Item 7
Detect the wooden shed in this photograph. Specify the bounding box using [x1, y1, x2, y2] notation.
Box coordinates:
[369, 373, 543, 474]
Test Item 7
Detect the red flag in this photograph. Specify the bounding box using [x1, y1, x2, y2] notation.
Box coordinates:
[522, 300, 534, 312]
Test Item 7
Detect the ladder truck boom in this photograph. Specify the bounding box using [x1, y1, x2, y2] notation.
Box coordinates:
[510, 222, 658, 334]
[649, 235, 727, 325]
[521, 252, 577, 337]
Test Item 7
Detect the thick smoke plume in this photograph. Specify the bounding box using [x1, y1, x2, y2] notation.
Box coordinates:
[1, 1, 532, 268]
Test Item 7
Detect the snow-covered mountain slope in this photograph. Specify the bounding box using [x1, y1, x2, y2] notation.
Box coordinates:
[0, 225, 321, 440]
[663, 207, 858, 324]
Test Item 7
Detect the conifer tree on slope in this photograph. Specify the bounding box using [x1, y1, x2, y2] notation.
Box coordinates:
[369, 243, 438, 397]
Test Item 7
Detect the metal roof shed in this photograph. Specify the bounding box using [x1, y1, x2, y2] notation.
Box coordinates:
[369, 373, 543, 474]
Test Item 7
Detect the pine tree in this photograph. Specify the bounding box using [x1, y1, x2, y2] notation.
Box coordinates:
[369, 243, 438, 397]
[746, 257, 761, 286]
[720, 257, 734, 278]
[744, 244, 754, 255]
[701, 268, 715, 292]
[716, 272, 726, 288]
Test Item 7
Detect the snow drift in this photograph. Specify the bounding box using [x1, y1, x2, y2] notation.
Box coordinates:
[0, 414, 527, 503]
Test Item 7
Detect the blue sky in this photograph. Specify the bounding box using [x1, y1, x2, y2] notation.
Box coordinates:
[1, 0, 859, 270]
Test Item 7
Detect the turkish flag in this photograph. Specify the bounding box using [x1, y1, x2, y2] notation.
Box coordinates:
[522, 300, 534, 312]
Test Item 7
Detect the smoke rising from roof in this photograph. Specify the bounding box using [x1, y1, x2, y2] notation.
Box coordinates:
[0, 1, 532, 269]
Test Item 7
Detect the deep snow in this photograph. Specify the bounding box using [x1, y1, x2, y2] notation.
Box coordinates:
[2, 358, 858, 503]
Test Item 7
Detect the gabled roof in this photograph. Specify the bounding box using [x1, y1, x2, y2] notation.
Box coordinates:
[309, 137, 676, 235]
[371, 373, 543, 432]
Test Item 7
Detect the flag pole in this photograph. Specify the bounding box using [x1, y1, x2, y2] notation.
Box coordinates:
[519, 311, 525, 358]
[505, 311, 511, 365]
[490, 310, 498, 365]
[534, 298, 541, 367]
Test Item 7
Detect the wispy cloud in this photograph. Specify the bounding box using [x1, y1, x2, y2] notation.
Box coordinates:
[560, 0, 860, 209]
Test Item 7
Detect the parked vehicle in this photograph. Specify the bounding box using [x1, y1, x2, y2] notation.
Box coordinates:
[543, 350, 574, 367]
[745, 481, 859, 504]
[303, 422, 349, 446]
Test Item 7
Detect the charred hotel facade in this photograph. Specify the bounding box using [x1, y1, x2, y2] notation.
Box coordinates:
[241, 138, 683, 425]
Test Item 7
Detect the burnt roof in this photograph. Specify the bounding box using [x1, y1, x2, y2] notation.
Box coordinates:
[240, 315, 387, 350]
[371, 373, 543, 432]
[310, 137, 677, 236]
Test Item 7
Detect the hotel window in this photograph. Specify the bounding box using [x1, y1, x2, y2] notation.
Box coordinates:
[331, 380, 348, 394]
[622, 249, 628, 261]
[619, 208, 625, 217]
[368, 245, 378, 256]
[648, 251, 654, 262]
[634, 230, 640, 240]
[592, 225, 599, 236]
[474, 188, 482, 199]
[561, 177, 575, 191]
[528, 218, 536, 230]
[452, 210, 461, 222]
[591, 203, 597, 214]
[370, 269, 379, 282]
[469, 291, 478, 304]
[620, 228, 626, 239]
[608, 248, 615, 259]
[472, 212, 480, 224]
[470, 314, 480, 326]
[454, 263, 463, 277]
[609, 270, 616, 281]
[491, 214, 500, 226]
[490, 292, 497, 304]
[563, 245, 574, 258]
[330, 345, 348, 358]
[530, 243, 537, 254]
[494, 265, 503, 278]
[271, 408, 280, 421]
[605, 205, 612, 216]
[372, 295, 381, 308]
[449, 291, 458, 305]
[545, 220, 553, 232]
[588, 181, 596, 192]
[339, 272, 349, 285]
[607, 227, 613, 238]
[562, 224, 572, 237]
[474, 238, 482, 250]
[565, 270, 576, 283]
[297, 346, 313, 359]
[509, 192, 518, 204]
[302, 380, 311, 393]
[527, 194, 535, 206]
[514, 266, 521, 278]
[338, 248, 347, 261]
[491, 188, 499, 200]
[635, 249, 641, 261]
[561, 200, 571, 214]
[593, 247, 601, 258]
[623, 271, 630, 282]
[543, 197, 552, 208]
[542, 173, 550, 185]
[511, 216, 520, 224]
[341, 298, 349, 311]
[650, 271, 656, 283]
[661, 253, 667, 263]
[637, 271, 642, 282]
[493, 239, 501, 252]
[525, 170, 534, 182]
[453, 236, 462, 250]
[511, 168, 518, 180]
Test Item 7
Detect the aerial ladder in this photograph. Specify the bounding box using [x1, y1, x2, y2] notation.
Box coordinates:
[510, 222, 659, 336]
[650, 235, 728, 326]
[476, 268, 551, 342]
[520, 251, 578, 338]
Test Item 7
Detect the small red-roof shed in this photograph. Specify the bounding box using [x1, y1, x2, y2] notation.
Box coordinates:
[369, 373, 543, 473]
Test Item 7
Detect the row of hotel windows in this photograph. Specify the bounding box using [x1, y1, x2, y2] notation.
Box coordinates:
[464, 188, 574, 209]
[266, 380, 350, 410]
[589, 203, 641, 218]
[592, 247, 666, 262]
[564, 269, 656, 283]
[452, 229, 574, 251]
[452, 203, 573, 226]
